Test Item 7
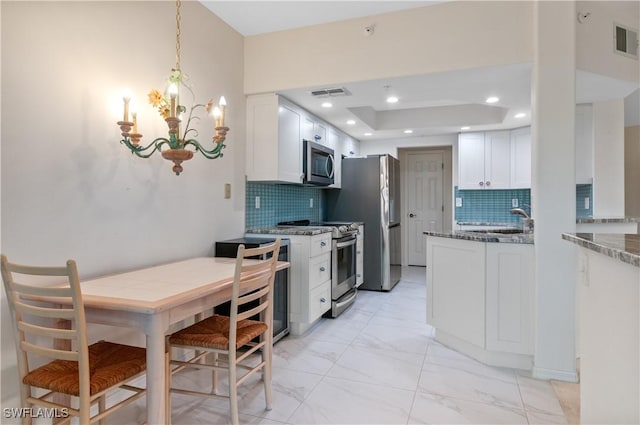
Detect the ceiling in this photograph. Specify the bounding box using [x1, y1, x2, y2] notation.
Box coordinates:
[201, 1, 640, 141]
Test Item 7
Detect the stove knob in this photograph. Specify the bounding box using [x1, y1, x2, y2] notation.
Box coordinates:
[339, 225, 347, 233]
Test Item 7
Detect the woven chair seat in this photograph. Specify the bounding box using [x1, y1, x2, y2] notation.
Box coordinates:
[169, 314, 268, 350]
[23, 341, 146, 397]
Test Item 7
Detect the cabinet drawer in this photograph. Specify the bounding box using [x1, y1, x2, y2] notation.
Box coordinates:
[309, 252, 331, 288]
[309, 281, 331, 320]
[310, 234, 332, 257]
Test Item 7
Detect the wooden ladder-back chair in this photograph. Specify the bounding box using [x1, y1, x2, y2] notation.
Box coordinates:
[1, 255, 147, 425]
[167, 238, 281, 425]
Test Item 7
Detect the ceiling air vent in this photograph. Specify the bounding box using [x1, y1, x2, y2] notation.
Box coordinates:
[310, 87, 351, 97]
[614, 23, 638, 59]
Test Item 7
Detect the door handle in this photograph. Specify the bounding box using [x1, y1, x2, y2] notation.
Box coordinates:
[409, 213, 416, 218]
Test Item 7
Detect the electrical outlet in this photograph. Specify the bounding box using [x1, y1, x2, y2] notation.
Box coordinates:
[224, 183, 231, 199]
[455, 197, 463, 207]
[255, 196, 260, 209]
[584, 197, 590, 209]
[309, 198, 314, 208]
[512, 199, 519, 208]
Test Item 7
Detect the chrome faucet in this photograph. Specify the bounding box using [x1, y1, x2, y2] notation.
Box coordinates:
[510, 208, 530, 219]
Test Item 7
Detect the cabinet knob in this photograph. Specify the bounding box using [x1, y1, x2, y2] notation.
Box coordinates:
[357, 251, 361, 254]
[479, 181, 484, 186]
[321, 241, 326, 247]
[320, 267, 326, 272]
[357, 274, 361, 277]
[320, 297, 326, 303]
[486, 181, 491, 186]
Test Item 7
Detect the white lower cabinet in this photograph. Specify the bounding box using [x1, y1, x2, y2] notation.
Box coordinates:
[485, 243, 534, 355]
[426, 236, 535, 369]
[288, 233, 332, 335]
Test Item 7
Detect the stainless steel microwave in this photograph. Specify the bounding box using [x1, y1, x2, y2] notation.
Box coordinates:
[303, 139, 335, 186]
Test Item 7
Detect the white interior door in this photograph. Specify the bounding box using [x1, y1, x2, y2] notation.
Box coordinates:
[407, 151, 444, 266]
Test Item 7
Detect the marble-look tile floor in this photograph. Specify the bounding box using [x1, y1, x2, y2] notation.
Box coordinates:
[111, 266, 571, 425]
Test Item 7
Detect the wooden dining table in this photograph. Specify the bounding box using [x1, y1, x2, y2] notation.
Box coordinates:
[73, 256, 289, 424]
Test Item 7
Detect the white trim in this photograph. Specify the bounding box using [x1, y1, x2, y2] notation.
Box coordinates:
[532, 365, 579, 383]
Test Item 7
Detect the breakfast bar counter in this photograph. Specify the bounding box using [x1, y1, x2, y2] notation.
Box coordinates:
[563, 233, 639, 424]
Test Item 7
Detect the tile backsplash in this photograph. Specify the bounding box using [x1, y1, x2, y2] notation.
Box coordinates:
[576, 184, 593, 218]
[246, 183, 323, 228]
[455, 187, 531, 225]
[455, 184, 594, 224]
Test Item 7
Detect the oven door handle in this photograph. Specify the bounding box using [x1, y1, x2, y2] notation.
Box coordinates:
[336, 238, 356, 249]
[335, 290, 357, 309]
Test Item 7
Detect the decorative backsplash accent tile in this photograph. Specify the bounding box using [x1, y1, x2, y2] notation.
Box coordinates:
[576, 184, 593, 218]
[455, 187, 531, 224]
[246, 183, 323, 228]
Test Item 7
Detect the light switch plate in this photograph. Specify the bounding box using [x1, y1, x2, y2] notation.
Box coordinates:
[224, 183, 231, 199]
[584, 197, 590, 209]
[255, 196, 260, 209]
[512, 199, 519, 208]
[455, 197, 463, 207]
[309, 198, 314, 208]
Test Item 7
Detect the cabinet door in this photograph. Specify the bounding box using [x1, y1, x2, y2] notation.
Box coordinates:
[458, 132, 486, 189]
[485, 243, 534, 354]
[313, 122, 326, 144]
[510, 127, 531, 189]
[426, 236, 485, 348]
[484, 130, 511, 189]
[301, 114, 315, 142]
[278, 105, 303, 183]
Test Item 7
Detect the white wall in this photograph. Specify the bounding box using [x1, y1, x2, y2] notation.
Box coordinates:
[625, 126, 640, 217]
[1, 0, 245, 407]
[244, 1, 533, 94]
[593, 99, 626, 217]
[576, 1, 639, 84]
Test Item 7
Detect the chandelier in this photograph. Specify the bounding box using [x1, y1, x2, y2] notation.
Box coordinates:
[116, 0, 229, 175]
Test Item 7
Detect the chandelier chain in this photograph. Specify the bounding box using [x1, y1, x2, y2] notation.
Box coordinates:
[175, 0, 181, 70]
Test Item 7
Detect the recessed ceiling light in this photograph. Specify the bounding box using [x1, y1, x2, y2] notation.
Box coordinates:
[485, 96, 499, 104]
[514, 112, 526, 119]
[364, 132, 372, 136]
[461, 126, 471, 130]
[403, 129, 413, 134]
[386, 96, 399, 104]
[321, 102, 333, 108]
[346, 119, 356, 125]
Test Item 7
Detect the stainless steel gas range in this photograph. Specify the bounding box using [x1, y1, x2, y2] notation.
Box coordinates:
[278, 220, 359, 317]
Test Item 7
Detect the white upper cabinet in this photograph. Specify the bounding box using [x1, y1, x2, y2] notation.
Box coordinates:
[246, 93, 356, 186]
[484, 130, 511, 189]
[458, 128, 530, 190]
[458, 132, 486, 189]
[510, 127, 532, 189]
[575, 104, 594, 184]
[246, 94, 303, 184]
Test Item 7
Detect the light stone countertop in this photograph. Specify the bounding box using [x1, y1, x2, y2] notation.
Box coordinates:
[575, 217, 640, 224]
[424, 230, 534, 244]
[246, 226, 334, 236]
[562, 233, 640, 268]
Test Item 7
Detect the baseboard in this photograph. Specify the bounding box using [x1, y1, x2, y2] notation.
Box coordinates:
[532, 365, 579, 383]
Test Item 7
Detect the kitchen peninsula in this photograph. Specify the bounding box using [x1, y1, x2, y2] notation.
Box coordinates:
[562, 233, 639, 424]
[424, 229, 534, 370]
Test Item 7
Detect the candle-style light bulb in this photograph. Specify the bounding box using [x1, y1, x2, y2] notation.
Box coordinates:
[122, 89, 132, 122]
[212, 106, 222, 128]
[168, 83, 178, 118]
[218, 96, 227, 127]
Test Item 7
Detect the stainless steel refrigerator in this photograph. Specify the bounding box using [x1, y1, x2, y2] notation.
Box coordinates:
[325, 154, 401, 291]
